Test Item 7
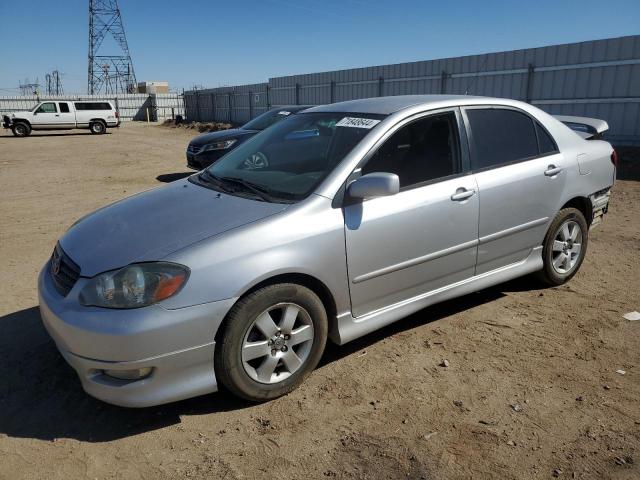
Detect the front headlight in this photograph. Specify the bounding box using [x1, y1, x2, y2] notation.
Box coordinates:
[202, 139, 237, 151]
[79, 262, 189, 309]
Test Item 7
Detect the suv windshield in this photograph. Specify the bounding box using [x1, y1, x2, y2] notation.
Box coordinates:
[242, 109, 299, 131]
[196, 112, 386, 202]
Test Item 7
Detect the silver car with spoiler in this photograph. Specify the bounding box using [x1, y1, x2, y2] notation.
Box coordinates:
[38, 95, 616, 407]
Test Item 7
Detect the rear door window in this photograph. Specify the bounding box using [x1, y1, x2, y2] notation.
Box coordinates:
[466, 108, 539, 170]
[59, 102, 70, 113]
[535, 122, 558, 154]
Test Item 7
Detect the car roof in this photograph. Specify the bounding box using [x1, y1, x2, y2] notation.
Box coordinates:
[304, 95, 513, 115]
[271, 105, 314, 112]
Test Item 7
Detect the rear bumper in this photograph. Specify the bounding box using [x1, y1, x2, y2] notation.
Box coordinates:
[590, 187, 611, 229]
[38, 264, 236, 407]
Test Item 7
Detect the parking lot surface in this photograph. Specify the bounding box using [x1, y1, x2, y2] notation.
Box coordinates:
[0, 123, 638, 479]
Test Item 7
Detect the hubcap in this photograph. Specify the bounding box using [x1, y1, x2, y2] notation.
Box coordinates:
[241, 302, 314, 384]
[551, 219, 582, 274]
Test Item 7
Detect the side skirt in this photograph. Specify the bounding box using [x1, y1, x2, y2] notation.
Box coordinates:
[332, 246, 543, 345]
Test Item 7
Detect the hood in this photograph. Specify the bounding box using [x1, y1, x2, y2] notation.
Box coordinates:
[60, 178, 288, 277]
[190, 128, 256, 146]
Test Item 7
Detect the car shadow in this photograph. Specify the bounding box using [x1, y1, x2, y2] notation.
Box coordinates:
[156, 172, 193, 183]
[0, 276, 542, 443]
[3, 132, 111, 138]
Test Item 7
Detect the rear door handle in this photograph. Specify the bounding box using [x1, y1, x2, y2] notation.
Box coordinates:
[544, 165, 562, 176]
[451, 188, 476, 201]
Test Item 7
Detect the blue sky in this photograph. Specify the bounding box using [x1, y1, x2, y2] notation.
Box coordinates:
[0, 0, 639, 94]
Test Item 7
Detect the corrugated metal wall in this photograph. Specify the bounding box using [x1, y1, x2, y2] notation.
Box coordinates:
[184, 83, 269, 125]
[185, 35, 640, 144]
[0, 93, 184, 122]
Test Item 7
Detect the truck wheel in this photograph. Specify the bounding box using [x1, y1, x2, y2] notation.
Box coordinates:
[89, 121, 106, 134]
[538, 208, 589, 286]
[215, 283, 328, 402]
[11, 122, 31, 137]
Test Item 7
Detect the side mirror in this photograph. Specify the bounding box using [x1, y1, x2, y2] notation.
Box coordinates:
[347, 172, 400, 200]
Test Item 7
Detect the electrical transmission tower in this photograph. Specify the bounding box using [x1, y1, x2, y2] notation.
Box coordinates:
[45, 70, 64, 95]
[88, 0, 137, 94]
[19, 78, 40, 96]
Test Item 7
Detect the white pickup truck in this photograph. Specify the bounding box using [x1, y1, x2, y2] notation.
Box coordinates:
[2, 100, 120, 137]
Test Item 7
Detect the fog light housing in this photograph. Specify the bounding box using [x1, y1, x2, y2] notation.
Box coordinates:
[104, 367, 153, 380]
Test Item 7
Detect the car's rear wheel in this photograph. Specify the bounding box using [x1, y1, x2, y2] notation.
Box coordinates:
[538, 207, 589, 286]
[11, 122, 31, 137]
[89, 121, 106, 134]
[215, 283, 327, 401]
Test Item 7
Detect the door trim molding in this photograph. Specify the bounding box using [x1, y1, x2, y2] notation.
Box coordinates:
[352, 238, 478, 284]
[479, 217, 548, 244]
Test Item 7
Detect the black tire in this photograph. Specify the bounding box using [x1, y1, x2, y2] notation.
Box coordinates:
[538, 207, 589, 286]
[89, 121, 106, 134]
[215, 283, 328, 402]
[11, 122, 31, 137]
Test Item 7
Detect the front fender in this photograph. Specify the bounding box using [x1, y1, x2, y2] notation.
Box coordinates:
[160, 196, 351, 315]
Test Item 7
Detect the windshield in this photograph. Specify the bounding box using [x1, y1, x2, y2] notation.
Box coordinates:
[242, 109, 298, 131]
[200, 112, 386, 202]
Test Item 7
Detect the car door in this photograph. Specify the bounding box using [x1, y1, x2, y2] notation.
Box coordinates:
[343, 110, 479, 318]
[31, 102, 58, 129]
[462, 106, 567, 274]
[55, 102, 76, 128]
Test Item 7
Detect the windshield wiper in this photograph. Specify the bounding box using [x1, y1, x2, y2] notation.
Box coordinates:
[197, 170, 235, 194]
[217, 176, 285, 203]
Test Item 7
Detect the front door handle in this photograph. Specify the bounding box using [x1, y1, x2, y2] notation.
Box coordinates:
[544, 165, 562, 176]
[55, 114, 60, 117]
[451, 188, 476, 201]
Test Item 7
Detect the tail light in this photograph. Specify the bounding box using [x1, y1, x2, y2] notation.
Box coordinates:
[611, 149, 618, 168]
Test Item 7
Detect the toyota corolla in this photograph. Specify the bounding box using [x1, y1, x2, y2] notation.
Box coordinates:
[39, 95, 615, 407]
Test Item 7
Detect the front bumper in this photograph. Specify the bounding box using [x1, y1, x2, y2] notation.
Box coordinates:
[38, 264, 236, 407]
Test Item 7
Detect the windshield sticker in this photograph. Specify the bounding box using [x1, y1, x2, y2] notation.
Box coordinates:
[278, 111, 291, 116]
[336, 117, 381, 129]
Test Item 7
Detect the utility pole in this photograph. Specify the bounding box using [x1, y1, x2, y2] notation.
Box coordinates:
[88, 0, 137, 94]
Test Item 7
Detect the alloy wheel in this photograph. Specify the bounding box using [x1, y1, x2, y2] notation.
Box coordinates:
[551, 219, 583, 274]
[241, 302, 314, 384]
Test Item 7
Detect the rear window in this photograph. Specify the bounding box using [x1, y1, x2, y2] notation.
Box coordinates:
[74, 102, 112, 111]
[467, 108, 539, 170]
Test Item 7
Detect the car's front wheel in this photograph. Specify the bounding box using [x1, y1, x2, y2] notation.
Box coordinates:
[215, 283, 328, 401]
[11, 122, 31, 137]
[539, 207, 589, 286]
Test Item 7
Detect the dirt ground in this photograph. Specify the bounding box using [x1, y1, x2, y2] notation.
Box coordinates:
[0, 123, 638, 480]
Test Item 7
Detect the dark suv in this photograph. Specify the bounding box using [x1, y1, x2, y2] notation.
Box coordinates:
[186, 105, 313, 169]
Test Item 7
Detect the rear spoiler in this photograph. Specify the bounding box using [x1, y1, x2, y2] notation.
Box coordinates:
[553, 115, 609, 140]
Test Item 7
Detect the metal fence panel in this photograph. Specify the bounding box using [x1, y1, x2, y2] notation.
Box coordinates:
[0, 93, 184, 122]
[184, 35, 640, 144]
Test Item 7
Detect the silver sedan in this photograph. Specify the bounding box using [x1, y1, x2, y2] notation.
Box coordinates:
[38, 95, 616, 407]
